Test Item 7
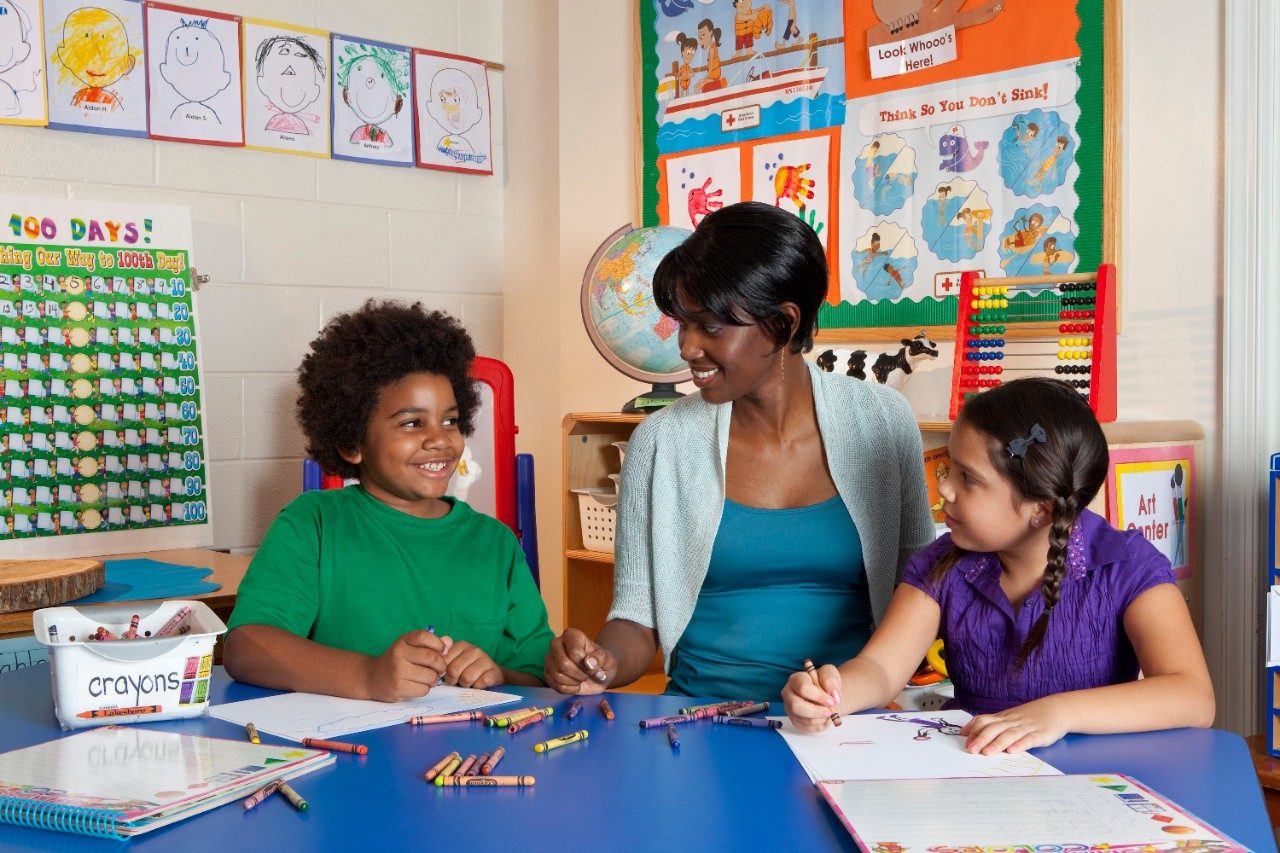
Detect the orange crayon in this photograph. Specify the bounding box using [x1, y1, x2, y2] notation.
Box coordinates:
[599, 699, 614, 720]
[242, 778, 283, 810]
[803, 658, 842, 727]
[444, 775, 535, 787]
[424, 751, 461, 783]
[77, 705, 161, 718]
[302, 737, 368, 755]
[480, 747, 505, 775]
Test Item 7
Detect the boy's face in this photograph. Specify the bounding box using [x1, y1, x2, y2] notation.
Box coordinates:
[340, 371, 464, 519]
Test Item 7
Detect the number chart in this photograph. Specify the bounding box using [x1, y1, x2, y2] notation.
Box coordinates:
[0, 196, 210, 557]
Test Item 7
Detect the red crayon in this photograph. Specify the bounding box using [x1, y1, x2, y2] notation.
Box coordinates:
[122, 615, 140, 639]
[480, 746, 505, 775]
[508, 711, 548, 733]
[242, 778, 283, 811]
[469, 753, 489, 776]
[302, 737, 368, 755]
[77, 705, 161, 718]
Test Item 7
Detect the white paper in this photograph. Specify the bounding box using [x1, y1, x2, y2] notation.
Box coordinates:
[145, 5, 242, 144]
[772, 710, 1059, 783]
[330, 34, 414, 166]
[242, 19, 329, 157]
[44, 0, 147, 136]
[210, 685, 521, 741]
[819, 775, 1240, 851]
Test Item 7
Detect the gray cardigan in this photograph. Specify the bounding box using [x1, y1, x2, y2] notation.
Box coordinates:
[607, 360, 936, 672]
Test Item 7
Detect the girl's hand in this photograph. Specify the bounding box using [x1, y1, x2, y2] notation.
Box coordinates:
[961, 697, 1069, 754]
[782, 665, 842, 732]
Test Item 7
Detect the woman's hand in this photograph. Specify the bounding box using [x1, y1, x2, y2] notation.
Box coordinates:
[782, 664, 842, 732]
[543, 628, 617, 694]
[961, 697, 1069, 754]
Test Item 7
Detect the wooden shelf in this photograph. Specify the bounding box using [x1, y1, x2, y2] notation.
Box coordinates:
[565, 548, 615, 564]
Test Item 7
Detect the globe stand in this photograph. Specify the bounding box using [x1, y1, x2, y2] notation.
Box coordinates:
[623, 383, 684, 413]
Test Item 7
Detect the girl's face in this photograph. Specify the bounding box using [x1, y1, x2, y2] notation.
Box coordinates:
[682, 43, 695, 61]
[937, 421, 1046, 556]
[675, 292, 783, 406]
[697, 26, 711, 47]
[340, 371, 465, 519]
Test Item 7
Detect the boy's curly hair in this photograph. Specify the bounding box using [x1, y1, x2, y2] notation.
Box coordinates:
[297, 300, 479, 479]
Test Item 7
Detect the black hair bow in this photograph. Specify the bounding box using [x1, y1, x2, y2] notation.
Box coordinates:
[1007, 423, 1047, 458]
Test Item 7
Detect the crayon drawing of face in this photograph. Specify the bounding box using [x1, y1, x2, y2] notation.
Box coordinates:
[55, 7, 138, 93]
[255, 35, 323, 132]
[159, 19, 230, 113]
[426, 67, 481, 136]
[337, 44, 408, 146]
[0, 0, 33, 76]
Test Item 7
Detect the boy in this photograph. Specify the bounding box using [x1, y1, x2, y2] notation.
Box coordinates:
[224, 301, 552, 701]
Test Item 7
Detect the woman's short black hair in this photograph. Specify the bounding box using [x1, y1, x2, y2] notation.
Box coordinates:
[652, 201, 828, 354]
[296, 300, 478, 479]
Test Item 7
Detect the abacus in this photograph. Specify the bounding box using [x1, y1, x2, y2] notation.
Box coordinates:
[948, 264, 1117, 422]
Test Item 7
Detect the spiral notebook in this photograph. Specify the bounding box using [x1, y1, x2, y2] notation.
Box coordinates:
[0, 726, 334, 839]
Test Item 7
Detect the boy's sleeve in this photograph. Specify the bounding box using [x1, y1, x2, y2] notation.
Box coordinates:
[225, 497, 322, 639]
[493, 540, 553, 681]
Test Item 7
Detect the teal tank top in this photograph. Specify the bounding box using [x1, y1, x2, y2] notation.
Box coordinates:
[667, 494, 871, 703]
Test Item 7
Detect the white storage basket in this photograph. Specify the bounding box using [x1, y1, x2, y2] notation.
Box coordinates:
[573, 488, 618, 553]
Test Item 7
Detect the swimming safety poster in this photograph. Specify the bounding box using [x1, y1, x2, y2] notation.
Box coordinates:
[640, 0, 1111, 335]
[0, 195, 211, 558]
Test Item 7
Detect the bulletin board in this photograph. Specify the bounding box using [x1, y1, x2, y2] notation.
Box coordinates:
[0, 195, 211, 559]
[638, 0, 1119, 341]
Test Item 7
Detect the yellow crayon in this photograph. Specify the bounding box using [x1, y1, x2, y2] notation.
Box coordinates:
[245, 722, 260, 744]
[489, 706, 537, 727]
[424, 751, 461, 783]
[533, 730, 588, 753]
[433, 756, 463, 786]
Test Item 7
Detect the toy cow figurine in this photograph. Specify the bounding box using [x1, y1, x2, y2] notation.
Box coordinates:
[814, 331, 939, 391]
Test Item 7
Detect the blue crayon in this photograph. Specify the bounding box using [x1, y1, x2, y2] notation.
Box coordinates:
[713, 714, 782, 729]
[667, 724, 680, 749]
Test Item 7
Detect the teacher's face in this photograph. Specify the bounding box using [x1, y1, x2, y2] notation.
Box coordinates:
[676, 297, 779, 405]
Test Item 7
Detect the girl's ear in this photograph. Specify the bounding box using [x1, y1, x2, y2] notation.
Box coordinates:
[1029, 499, 1053, 528]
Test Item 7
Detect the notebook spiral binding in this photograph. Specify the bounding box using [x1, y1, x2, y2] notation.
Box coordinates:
[0, 796, 125, 840]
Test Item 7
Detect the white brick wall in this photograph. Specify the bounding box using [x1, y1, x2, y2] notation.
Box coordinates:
[0, 0, 505, 551]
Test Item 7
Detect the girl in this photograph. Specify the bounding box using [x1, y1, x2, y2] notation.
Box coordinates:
[783, 378, 1214, 753]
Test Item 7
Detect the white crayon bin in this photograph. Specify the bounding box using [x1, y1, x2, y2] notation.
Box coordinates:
[32, 600, 226, 730]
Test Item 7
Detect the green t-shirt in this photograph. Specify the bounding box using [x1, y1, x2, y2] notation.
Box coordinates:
[227, 486, 552, 681]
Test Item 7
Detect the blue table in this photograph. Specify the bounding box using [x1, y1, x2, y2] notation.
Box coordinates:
[0, 665, 1272, 852]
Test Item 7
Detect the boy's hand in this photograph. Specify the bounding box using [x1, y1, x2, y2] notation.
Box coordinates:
[544, 628, 617, 694]
[441, 640, 503, 689]
[364, 630, 449, 702]
[782, 665, 842, 732]
[961, 697, 1069, 754]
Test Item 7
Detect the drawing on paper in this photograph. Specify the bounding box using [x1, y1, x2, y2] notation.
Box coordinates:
[158, 18, 229, 123]
[425, 66, 486, 166]
[253, 34, 322, 134]
[0, 0, 39, 116]
[51, 6, 137, 111]
[336, 42, 407, 147]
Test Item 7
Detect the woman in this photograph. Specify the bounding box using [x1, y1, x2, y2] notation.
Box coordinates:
[545, 202, 935, 701]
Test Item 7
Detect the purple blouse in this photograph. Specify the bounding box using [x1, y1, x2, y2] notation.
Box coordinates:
[900, 509, 1176, 715]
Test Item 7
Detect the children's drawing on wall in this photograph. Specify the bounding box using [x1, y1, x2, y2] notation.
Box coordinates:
[651, 0, 845, 155]
[852, 134, 915, 215]
[851, 222, 917, 300]
[751, 130, 835, 243]
[659, 146, 742, 230]
[145, 4, 242, 145]
[0, 0, 46, 125]
[998, 109, 1076, 197]
[45, 0, 144, 135]
[921, 178, 991, 262]
[330, 34, 413, 166]
[413, 49, 492, 175]
[997, 204, 1076, 276]
[242, 19, 329, 157]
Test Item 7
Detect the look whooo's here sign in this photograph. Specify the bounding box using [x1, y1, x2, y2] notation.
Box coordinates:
[1105, 445, 1195, 578]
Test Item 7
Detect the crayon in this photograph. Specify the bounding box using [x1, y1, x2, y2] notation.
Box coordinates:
[677, 701, 734, 715]
[242, 778, 282, 810]
[245, 722, 260, 744]
[408, 711, 486, 725]
[77, 705, 161, 718]
[508, 710, 550, 733]
[301, 737, 368, 755]
[489, 706, 538, 727]
[424, 751, 461, 782]
[469, 753, 489, 776]
[433, 756, 463, 785]
[122, 614, 140, 639]
[725, 702, 770, 717]
[667, 723, 680, 749]
[154, 606, 193, 637]
[803, 658, 842, 727]
[455, 754, 478, 776]
[713, 715, 782, 729]
[533, 731, 588, 753]
[277, 781, 309, 812]
[599, 699, 614, 720]
[443, 775, 535, 787]
[637, 714, 696, 729]
[480, 747, 505, 775]
[566, 699, 584, 720]
[93, 626, 119, 641]
[501, 707, 553, 729]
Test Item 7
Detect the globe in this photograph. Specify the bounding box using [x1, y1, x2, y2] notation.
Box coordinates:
[581, 224, 693, 411]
